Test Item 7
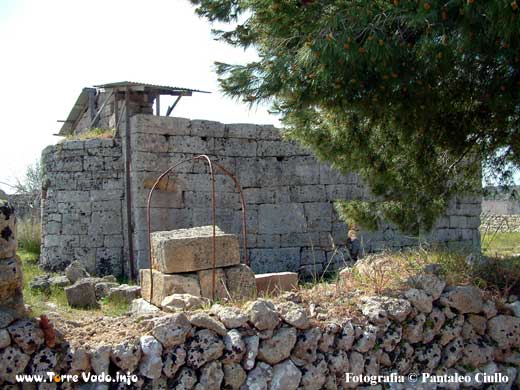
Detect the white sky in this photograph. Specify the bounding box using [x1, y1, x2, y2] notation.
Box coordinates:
[0, 0, 279, 193]
[1, 0, 517, 192]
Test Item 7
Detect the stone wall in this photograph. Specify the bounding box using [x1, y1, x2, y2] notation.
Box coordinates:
[1, 275, 519, 388]
[481, 215, 520, 233]
[7, 193, 41, 223]
[40, 113, 482, 277]
[40, 139, 127, 276]
[129, 115, 481, 276]
[482, 200, 520, 216]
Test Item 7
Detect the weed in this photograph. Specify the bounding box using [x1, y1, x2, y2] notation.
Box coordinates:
[64, 128, 115, 141]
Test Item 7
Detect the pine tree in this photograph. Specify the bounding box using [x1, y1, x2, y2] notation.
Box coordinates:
[190, 0, 520, 234]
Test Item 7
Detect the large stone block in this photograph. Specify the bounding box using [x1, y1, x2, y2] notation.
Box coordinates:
[258, 204, 305, 234]
[249, 248, 301, 274]
[198, 268, 228, 300]
[0, 201, 17, 259]
[255, 272, 298, 295]
[140, 269, 201, 306]
[224, 264, 257, 300]
[151, 226, 240, 273]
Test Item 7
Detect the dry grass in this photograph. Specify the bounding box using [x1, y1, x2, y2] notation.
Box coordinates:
[64, 127, 115, 141]
[17, 219, 41, 254]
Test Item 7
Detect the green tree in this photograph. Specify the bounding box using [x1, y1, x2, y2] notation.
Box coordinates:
[190, 0, 520, 234]
[14, 159, 42, 195]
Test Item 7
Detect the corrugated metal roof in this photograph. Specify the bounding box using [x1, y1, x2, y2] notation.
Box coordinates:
[94, 81, 210, 94]
[58, 82, 210, 135]
[58, 87, 96, 136]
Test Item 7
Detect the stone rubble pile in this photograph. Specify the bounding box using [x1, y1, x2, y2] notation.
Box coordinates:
[31, 260, 141, 309]
[140, 226, 257, 308]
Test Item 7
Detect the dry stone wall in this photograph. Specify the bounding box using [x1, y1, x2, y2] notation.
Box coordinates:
[40, 139, 127, 276]
[481, 215, 520, 233]
[1, 275, 520, 388]
[0, 201, 25, 328]
[40, 114, 481, 277]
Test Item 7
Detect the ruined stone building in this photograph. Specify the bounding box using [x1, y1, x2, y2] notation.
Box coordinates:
[40, 82, 482, 278]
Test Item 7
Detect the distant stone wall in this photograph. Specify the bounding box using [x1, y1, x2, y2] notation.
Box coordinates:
[40, 114, 482, 277]
[481, 214, 520, 233]
[40, 139, 127, 276]
[7, 192, 41, 223]
[482, 200, 520, 215]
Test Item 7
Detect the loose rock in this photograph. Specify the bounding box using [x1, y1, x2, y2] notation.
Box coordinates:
[440, 285, 483, 314]
[186, 329, 224, 369]
[190, 312, 227, 336]
[151, 313, 192, 348]
[110, 339, 141, 372]
[223, 362, 246, 390]
[270, 359, 302, 390]
[161, 294, 205, 311]
[210, 304, 248, 329]
[163, 345, 186, 378]
[7, 319, 44, 354]
[65, 261, 90, 283]
[257, 326, 297, 365]
[139, 335, 163, 379]
[246, 299, 279, 331]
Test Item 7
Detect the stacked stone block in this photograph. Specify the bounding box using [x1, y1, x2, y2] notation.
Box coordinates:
[0, 201, 25, 327]
[40, 114, 482, 278]
[40, 138, 126, 276]
[140, 226, 256, 306]
[130, 114, 482, 277]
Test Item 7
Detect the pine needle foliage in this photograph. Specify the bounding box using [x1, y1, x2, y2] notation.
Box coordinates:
[190, 0, 520, 234]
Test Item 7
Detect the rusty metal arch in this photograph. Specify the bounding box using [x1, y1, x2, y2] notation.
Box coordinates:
[146, 154, 248, 302]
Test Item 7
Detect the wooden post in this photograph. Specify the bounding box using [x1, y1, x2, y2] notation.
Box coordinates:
[124, 87, 136, 281]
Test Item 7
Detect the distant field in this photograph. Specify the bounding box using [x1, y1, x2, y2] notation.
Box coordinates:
[481, 231, 520, 257]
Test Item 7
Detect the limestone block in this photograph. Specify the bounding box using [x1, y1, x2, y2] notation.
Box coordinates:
[304, 202, 332, 232]
[257, 140, 306, 156]
[258, 204, 306, 234]
[225, 123, 281, 140]
[133, 133, 170, 153]
[215, 137, 257, 157]
[249, 248, 301, 274]
[132, 114, 191, 136]
[151, 226, 240, 273]
[190, 119, 226, 138]
[88, 211, 122, 236]
[290, 185, 327, 203]
[319, 164, 356, 185]
[108, 285, 141, 303]
[140, 269, 201, 306]
[224, 264, 257, 300]
[300, 249, 326, 266]
[0, 257, 22, 301]
[243, 188, 276, 205]
[170, 135, 215, 154]
[65, 280, 98, 308]
[255, 272, 298, 295]
[0, 201, 17, 259]
[197, 268, 228, 300]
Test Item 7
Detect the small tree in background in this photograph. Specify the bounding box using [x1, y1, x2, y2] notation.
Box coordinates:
[13, 159, 42, 195]
[190, 0, 519, 234]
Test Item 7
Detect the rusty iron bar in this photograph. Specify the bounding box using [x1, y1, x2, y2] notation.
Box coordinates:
[146, 155, 248, 304]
